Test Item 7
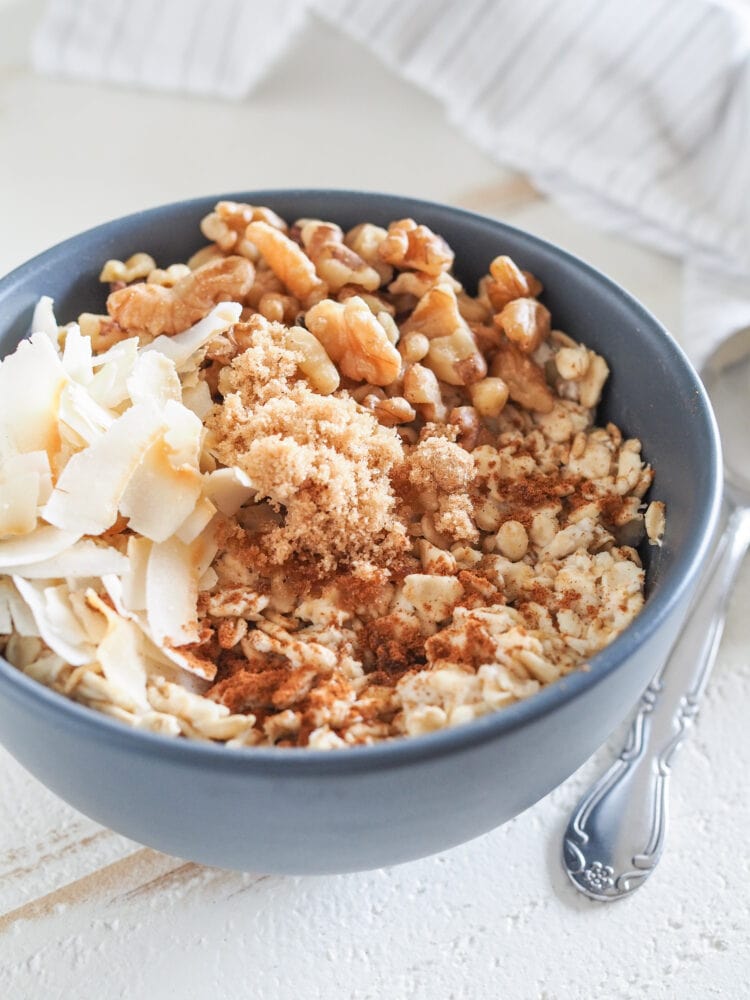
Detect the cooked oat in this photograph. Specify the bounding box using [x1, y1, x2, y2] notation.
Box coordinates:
[0, 205, 664, 748]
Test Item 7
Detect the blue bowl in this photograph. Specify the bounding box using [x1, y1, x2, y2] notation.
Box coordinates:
[0, 191, 722, 873]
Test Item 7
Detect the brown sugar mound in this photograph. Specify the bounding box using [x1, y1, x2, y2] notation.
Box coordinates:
[207, 318, 408, 575]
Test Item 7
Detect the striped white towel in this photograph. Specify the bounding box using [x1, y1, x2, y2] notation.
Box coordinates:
[32, 0, 750, 365]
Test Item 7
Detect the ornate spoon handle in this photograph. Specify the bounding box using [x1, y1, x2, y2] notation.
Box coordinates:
[563, 506, 750, 901]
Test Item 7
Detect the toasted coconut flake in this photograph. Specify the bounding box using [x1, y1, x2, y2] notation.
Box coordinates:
[0, 333, 68, 466]
[42, 401, 164, 536]
[62, 324, 94, 384]
[175, 496, 216, 544]
[85, 591, 150, 711]
[58, 382, 115, 446]
[0, 451, 52, 538]
[141, 302, 242, 372]
[3, 488, 45, 541]
[0, 474, 40, 538]
[87, 339, 138, 409]
[7, 582, 40, 637]
[13, 577, 95, 665]
[0, 578, 14, 632]
[67, 588, 108, 644]
[127, 351, 181, 407]
[22, 451, 53, 505]
[3, 539, 128, 579]
[162, 400, 202, 465]
[0, 525, 81, 568]
[119, 402, 203, 542]
[0, 451, 45, 537]
[159, 643, 217, 682]
[120, 537, 151, 612]
[146, 537, 201, 647]
[31, 296, 60, 346]
[182, 381, 213, 420]
[203, 467, 255, 516]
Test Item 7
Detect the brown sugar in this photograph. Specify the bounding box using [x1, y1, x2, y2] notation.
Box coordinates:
[207, 316, 409, 576]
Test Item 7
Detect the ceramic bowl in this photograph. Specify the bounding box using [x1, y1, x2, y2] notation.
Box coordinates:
[0, 191, 722, 873]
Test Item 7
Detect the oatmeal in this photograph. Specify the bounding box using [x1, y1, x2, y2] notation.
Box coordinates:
[0, 206, 665, 748]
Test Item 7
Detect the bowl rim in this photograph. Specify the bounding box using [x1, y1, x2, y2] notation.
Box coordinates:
[0, 188, 724, 775]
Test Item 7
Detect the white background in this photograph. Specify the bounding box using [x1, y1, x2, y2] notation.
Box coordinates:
[0, 3, 748, 997]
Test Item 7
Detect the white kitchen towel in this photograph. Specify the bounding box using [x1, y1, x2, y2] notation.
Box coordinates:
[31, 0, 307, 100]
[32, 0, 750, 363]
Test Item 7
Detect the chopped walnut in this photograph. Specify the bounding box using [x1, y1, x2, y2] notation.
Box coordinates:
[379, 218, 454, 276]
[495, 298, 551, 354]
[490, 340, 555, 413]
[200, 201, 287, 260]
[245, 221, 327, 306]
[107, 256, 254, 337]
[99, 253, 156, 285]
[298, 219, 381, 293]
[305, 296, 401, 385]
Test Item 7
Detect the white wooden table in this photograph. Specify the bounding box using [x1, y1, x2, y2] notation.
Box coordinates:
[1, 7, 748, 998]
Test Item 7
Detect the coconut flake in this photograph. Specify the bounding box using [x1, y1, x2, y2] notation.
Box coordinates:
[158, 644, 216, 682]
[119, 536, 152, 612]
[31, 296, 61, 347]
[2, 539, 129, 579]
[42, 400, 164, 535]
[118, 439, 202, 542]
[127, 351, 181, 407]
[141, 302, 241, 371]
[85, 591, 150, 711]
[7, 583, 40, 637]
[118, 402, 203, 543]
[0, 578, 14, 632]
[0, 333, 68, 465]
[100, 573, 206, 686]
[62, 324, 94, 384]
[13, 577, 95, 665]
[0, 524, 81, 568]
[0, 452, 54, 538]
[87, 338, 138, 409]
[145, 536, 201, 648]
[182, 381, 213, 420]
[0, 473, 40, 538]
[175, 496, 216, 544]
[203, 466, 255, 516]
[67, 588, 108, 644]
[58, 382, 115, 446]
[162, 400, 201, 464]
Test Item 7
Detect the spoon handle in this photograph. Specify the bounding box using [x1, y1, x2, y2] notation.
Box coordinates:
[562, 505, 750, 901]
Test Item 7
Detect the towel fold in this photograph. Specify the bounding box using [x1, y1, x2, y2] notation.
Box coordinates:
[31, 0, 750, 363]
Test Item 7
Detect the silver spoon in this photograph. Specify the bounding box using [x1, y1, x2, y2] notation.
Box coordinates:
[562, 326, 750, 901]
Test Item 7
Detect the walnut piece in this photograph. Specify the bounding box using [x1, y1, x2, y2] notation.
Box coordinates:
[245, 221, 327, 306]
[379, 218, 454, 276]
[106, 256, 255, 337]
[200, 201, 287, 260]
[298, 219, 381, 293]
[490, 340, 554, 413]
[305, 296, 401, 385]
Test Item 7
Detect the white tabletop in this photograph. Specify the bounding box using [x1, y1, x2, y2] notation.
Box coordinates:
[1, 6, 748, 998]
